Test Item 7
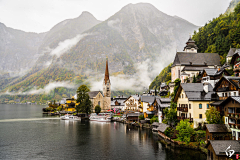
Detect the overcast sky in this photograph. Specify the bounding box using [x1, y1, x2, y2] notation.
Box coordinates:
[0, 0, 231, 33]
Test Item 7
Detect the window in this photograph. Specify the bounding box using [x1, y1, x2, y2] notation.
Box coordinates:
[199, 114, 202, 119]
[232, 100, 235, 104]
[199, 104, 202, 109]
[98, 101, 100, 106]
[222, 93, 224, 97]
[189, 104, 191, 109]
[207, 104, 209, 109]
[234, 92, 236, 96]
[179, 104, 180, 107]
[225, 93, 227, 97]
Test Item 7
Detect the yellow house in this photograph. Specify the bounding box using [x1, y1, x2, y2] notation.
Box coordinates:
[174, 83, 213, 128]
[64, 97, 78, 112]
[139, 96, 156, 118]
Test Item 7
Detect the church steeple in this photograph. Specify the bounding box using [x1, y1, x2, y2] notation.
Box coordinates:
[103, 57, 111, 98]
[183, 35, 198, 53]
[104, 58, 110, 85]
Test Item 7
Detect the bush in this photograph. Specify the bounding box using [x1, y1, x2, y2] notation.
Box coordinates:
[139, 115, 144, 120]
[94, 105, 101, 114]
[150, 116, 158, 124]
[164, 127, 174, 138]
[176, 119, 194, 144]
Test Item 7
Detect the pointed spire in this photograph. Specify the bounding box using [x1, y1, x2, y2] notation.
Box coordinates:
[104, 57, 110, 84]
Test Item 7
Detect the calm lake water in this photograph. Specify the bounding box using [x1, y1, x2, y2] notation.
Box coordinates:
[0, 104, 207, 160]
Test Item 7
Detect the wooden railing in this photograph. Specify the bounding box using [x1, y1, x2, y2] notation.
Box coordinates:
[177, 116, 193, 122]
[177, 107, 188, 112]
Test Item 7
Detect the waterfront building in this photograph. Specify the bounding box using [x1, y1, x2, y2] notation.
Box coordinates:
[139, 96, 156, 118]
[226, 48, 238, 65]
[88, 91, 104, 112]
[123, 95, 140, 111]
[205, 124, 231, 142]
[88, 58, 111, 112]
[171, 36, 221, 83]
[174, 83, 214, 128]
[64, 97, 78, 112]
[206, 140, 240, 160]
[111, 95, 127, 111]
[157, 123, 170, 138]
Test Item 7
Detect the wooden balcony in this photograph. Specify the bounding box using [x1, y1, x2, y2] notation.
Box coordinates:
[177, 107, 188, 112]
[227, 113, 240, 119]
[218, 87, 229, 92]
[177, 116, 193, 122]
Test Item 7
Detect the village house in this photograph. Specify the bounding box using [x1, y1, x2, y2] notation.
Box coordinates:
[64, 97, 78, 112]
[174, 83, 214, 128]
[139, 96, 156, 118]
[205, 124, 231, 142]
[111, 95, 127, 111]
[226, 48, 238, 65]
[200, 66, 230, 88]
[127, 113, 143, 122]
[231, 49, 240, 76]
[206, 140, 240, 160]
[155, 97, 170, 123]
[171, 37, 221, 83]
[220, 96, 240, 140]
[123, 95, 140, 111]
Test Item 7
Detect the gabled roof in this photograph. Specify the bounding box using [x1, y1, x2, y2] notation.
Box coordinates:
[206, 140, 240, 156]
[219, 96, 240, 106]
[152, 122, 160, 126]
[123, 95, 140, 103]
[227, 48, 237, 57]
[213, 76, 240, 91]
[172, 52, 221, 67]
[230, 49, 240, 64]
[206, 124, 230, 133]
[174, 83, 214, 102]
[157, 123, 170, 132]
[88, 91, 103, 98]
[140, 96, 155, 104]
[182, 66, 209, 71]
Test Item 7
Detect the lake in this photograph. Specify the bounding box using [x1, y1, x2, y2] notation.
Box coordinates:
[0, 104, 207, 160]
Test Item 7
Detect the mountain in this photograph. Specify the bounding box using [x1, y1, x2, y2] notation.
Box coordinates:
[0, 23, 45, 75]
[225, 0, 240, 14]
[1, 3, 199, 102]
[36, 3, 198, 75]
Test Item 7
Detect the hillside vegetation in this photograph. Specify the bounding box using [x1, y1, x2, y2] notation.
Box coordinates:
[192, 3, 240, 65]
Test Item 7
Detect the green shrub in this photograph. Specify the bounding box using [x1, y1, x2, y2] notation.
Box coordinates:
[150, 116, 158, 124]
[139, 115, 144, 120]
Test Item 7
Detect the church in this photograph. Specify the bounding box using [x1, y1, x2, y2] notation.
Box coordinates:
[88, 58, 111, 112]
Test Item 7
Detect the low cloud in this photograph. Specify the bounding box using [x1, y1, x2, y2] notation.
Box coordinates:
[88, 47, 175, 92]
[107, 19, 120, 28]
[50, 33, 91, 58]
[3, 81, 76, 95]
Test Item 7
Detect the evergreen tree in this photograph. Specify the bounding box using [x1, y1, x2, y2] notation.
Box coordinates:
[192, 75, 197, 83]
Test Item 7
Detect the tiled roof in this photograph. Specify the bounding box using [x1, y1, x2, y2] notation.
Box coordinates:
[181, 83, 214, 101]
[210, 100, 224, 106]
[231, 96, 240, 104]
[206, 124, 230, 133]
[159, 103, 170, 108]
[127, 113, 143, 117]
[88, 91, 102, 98]
[172, 52, 221, 67]
[207, 140, 240, 156]
[227, 48, 237, 57]
[182, 66, 209, 71]
[157, 123, 170, 132]
[152, 122, 160, 126]
[141, 96, 155, 103]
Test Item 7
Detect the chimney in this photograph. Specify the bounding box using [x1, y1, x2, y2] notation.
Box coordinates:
[203, 83, 208, 93]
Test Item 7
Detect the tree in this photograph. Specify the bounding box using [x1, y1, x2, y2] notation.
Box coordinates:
[176, 119, 194, 144]
[205, 106, 222, 124]
[76, 85, 92, 115]
[192, 75, 197, 83]
[95, 105, 101, 114]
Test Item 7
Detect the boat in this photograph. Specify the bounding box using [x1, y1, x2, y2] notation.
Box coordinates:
[89, 115, 111, 122]
[60, 114, 81, 120]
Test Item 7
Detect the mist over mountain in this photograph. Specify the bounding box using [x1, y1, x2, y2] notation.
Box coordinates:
[0, 3, 198, 96]
[0, 23, 45, 76]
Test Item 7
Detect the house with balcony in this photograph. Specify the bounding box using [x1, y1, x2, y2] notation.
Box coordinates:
[123, 95, 140, 111]
[200, 66, 230, 88]
[220, 96, 240, 140]
[174, 83, 214, 128]
[230, 48, 240, 76]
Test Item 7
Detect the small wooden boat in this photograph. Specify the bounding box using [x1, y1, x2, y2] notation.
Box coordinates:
[60, 114, 81, 120]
